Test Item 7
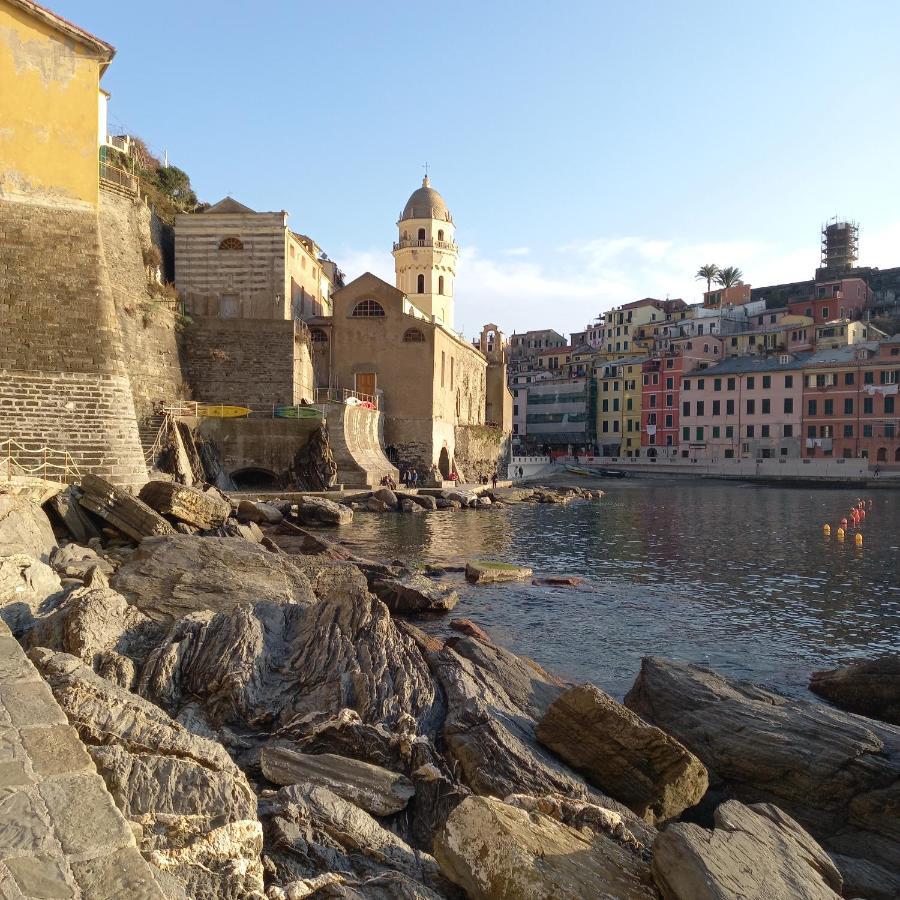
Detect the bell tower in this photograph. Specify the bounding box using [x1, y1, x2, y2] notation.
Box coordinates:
[392, 175, 458, 329]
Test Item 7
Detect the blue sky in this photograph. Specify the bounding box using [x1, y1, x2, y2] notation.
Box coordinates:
[60, 0, 900, 338]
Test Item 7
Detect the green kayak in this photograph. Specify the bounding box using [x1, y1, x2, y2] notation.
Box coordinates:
[274, 405, 323, 420]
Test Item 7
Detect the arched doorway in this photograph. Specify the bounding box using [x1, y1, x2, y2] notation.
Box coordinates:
[438, 447, 450, 479]
[876, 447, 887, 462]
[647, 447, 657, 458]
[230, 467, 281, 490]
[895, 447, 900, 462]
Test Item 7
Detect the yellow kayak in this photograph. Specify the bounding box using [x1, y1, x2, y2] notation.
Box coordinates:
[195, 404, 251, 418]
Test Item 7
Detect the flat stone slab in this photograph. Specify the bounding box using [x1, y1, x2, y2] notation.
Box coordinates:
[465, 560, 533, 584]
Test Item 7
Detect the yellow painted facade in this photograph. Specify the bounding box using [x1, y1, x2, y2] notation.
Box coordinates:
[0, 0, 113, 207]
[595, 356, 646, 455]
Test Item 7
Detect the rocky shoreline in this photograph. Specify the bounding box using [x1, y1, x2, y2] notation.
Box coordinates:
[0, 478, 897, 899]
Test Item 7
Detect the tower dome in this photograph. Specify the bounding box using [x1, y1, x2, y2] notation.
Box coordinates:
[400, 176, 452, 223]
[392, 175, 458, 329]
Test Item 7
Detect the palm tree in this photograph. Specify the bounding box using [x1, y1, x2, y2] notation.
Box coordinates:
[695, 264, 720, 293]
[716, 266, 744, 288]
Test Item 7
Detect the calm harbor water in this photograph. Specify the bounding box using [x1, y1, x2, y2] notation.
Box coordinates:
[342, 480, 899, 699]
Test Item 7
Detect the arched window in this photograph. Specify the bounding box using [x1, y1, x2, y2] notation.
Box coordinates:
[218, 237, 244, 251]
[437, 229, 444, 241]
[351, 299, 385, 317]
[438, 275, 444, 295]
[403, 328, 425, 343]
[417, 274, 425, 294]
[417, 227, 426, 241]
[310, 328, 329, 342]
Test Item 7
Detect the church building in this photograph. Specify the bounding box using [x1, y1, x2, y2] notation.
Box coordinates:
[311, 177, 512, 478]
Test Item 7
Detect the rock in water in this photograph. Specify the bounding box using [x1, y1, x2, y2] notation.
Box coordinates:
[809, 655, 900, 725]
[111, 534, 316, 623]
[625, 656, 900, 898]
[261, 784, 453, 899]
[78, 474, 175, 542]
[372, 487, 398, 508]
[29, 648, 264, 900]
[464, 560, 532, 584]
[260, 746, 415, 815]
[652, 800, 843, 900]
[433, 795, 657, 900]
[535, 683, 708, 824]
[372, 574, 459, 614]
[297, 496, 352, 526]
[140, 565, 439, 733]
[0, 492, 57, 560]
[138, 481, 231, 530]
[0, 553, 63, 635]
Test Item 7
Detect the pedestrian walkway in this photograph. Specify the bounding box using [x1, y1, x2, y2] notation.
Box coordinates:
[0, 621, 164, 899]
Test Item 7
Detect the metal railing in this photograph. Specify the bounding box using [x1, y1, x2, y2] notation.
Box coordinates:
[314, 387, 379, 409]
[392, 239, 458, 252]
[0, 440, 81, 483]
[99, 160, 138, 194]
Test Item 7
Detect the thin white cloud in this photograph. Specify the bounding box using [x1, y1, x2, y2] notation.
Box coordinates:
[336, 222, 900, 340]
[502, 246, 531, 257]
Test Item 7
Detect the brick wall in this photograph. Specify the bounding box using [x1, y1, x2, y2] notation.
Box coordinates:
[182, 316, 314, 408]
[0, 197, 147, 487]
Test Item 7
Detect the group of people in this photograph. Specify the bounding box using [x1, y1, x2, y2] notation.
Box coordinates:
[400, 468, 420, 487]
[477, 471, 499, 489]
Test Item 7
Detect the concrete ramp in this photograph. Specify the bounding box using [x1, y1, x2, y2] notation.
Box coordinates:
[324, 403, 398, 487]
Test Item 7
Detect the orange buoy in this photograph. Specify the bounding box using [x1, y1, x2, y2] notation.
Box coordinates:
[837, 527, 845, 540]
[823, 524, 831, 535]
[855, 533, 863, 546]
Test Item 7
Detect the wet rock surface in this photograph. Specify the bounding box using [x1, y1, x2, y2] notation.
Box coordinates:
[810, 654, 900, 726]
[464, 560, 533, 584]
[372, 573, 459, 614]
[297, 496, 353, 527]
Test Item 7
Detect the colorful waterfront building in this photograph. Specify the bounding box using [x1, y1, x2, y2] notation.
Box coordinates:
[679, 354, 808, 460]
[801, 337, 900, 465]
[596, 355, 647, 456]
[787, 276, 872, 325]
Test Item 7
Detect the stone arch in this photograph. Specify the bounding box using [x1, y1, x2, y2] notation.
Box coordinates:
[438, 446, 450, 479]
[230, 467, 280, 490]
[417, 227, 426, 241]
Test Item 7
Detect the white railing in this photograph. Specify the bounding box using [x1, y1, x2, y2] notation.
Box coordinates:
[0, 440, 81, 483]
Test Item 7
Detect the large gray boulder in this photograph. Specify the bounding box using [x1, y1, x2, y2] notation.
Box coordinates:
[536, 683, 708, 824]
[464, 560, 532, 584]
[29, 648, 264, 900]
[260, 783, 454, 899]
[138, 481, 231, 530]
[0, 492, 57, 560]
[260, 746, 415, 815]
[0, 552, 63, 635]
[78, 474, 175, 542]
[111, 534, 316, 623]
[372, 574, 459, 614]
[139, 565, 440, 734]
[625, 656, 900, 898]
[297, 496, 352, 526]
[810, 655, 900, 725]
[433, 794, 657, 900]
[652, 800, 843, 900]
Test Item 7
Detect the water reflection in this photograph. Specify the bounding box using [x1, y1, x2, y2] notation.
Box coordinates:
[345, 482, 900, 699]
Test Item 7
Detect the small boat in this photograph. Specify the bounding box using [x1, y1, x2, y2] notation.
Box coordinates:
[566, 465, 594, 476]
[598, 468, 628, 479]
[274, 405, 323, 420]
[195, 404, 251, 418]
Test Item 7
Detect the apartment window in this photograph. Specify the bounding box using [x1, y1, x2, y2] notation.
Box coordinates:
[643, 374, 649, 386]
[652, 373, 659, 385]
[725, 448, 735, 458]
[712, 400, 721, 416]
[602, 421, 609, 433]
[602, 399, 608, 412]
[761, 399, 770, 414]
[864, 371, 874, 385]
[864, 397, 873, 414]
[714, 378, 722, 391]
[746, 425, 755, 437]
[649, 395, 657, 408]
[727, 377, 736, 391]
[881, 370, 898, 385]
[783, 424, 793, 437]
[712, 426, 721, 438]
[613, 399, 620, 411]
[822, 307, 829, 319]
[746, 399, 755, 414]
[696, 401, 705, 416]
[886, 396, 896, 413]
[824, 399, 833, 416]
[666, 377, 674, 389]
[844, 398, 853, 415]
[807, 425, 816, 438]
[666, 359, 674, 369]
[682, 426, 690, 441]
[626, 398, 633, 411]
[843, 424, 853, 438]
[725, 425, 734, 438]
[821, 425, 833, 438]
[808, 400, 817, 416]
[666, 394, 673, 407]
[863, 424, 873, 437]
[665, 414, 673, 428]
[762, 376, 771, 389]
[683, 379, 691, 391]
[785, 375, 793, 388]
[726, 399, 735, 415]
[648, 413, 657, 425]
[696, 427, 704, 441]
[682, 401, 690, 416]
[698, 378, 705, 390]
[762, 424, 772, 438]
[730, 337, 738, 347]
[844, 372, 854, 385]
[747, 377, 755, 390]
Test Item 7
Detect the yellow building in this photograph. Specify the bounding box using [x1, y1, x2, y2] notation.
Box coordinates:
[0, 0, 114, 208]
[597, 299, 669, 358]
[595, 355, 646, 456]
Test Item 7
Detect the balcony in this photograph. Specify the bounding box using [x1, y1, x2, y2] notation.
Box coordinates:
[99, 160, 138, 195]
[393, 239, 458, 252]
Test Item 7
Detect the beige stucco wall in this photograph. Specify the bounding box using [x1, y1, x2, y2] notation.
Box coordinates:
[393, 215, 457, 328]
[0, 0, 110, 208]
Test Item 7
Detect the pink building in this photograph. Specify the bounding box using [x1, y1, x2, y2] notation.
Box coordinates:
[679, 354, 809, 459]
[788, 277, 871, 325]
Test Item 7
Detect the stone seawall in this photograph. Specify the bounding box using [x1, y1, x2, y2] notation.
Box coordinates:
[0, 197, 147, 487]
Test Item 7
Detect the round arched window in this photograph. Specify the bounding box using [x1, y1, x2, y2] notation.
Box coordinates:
[351, 299, 385, 317]
[218, 237, 244, 251]
[403, 328, 426, 343]
[417, 227, 426, 241]
[437, 229, 444, 241]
